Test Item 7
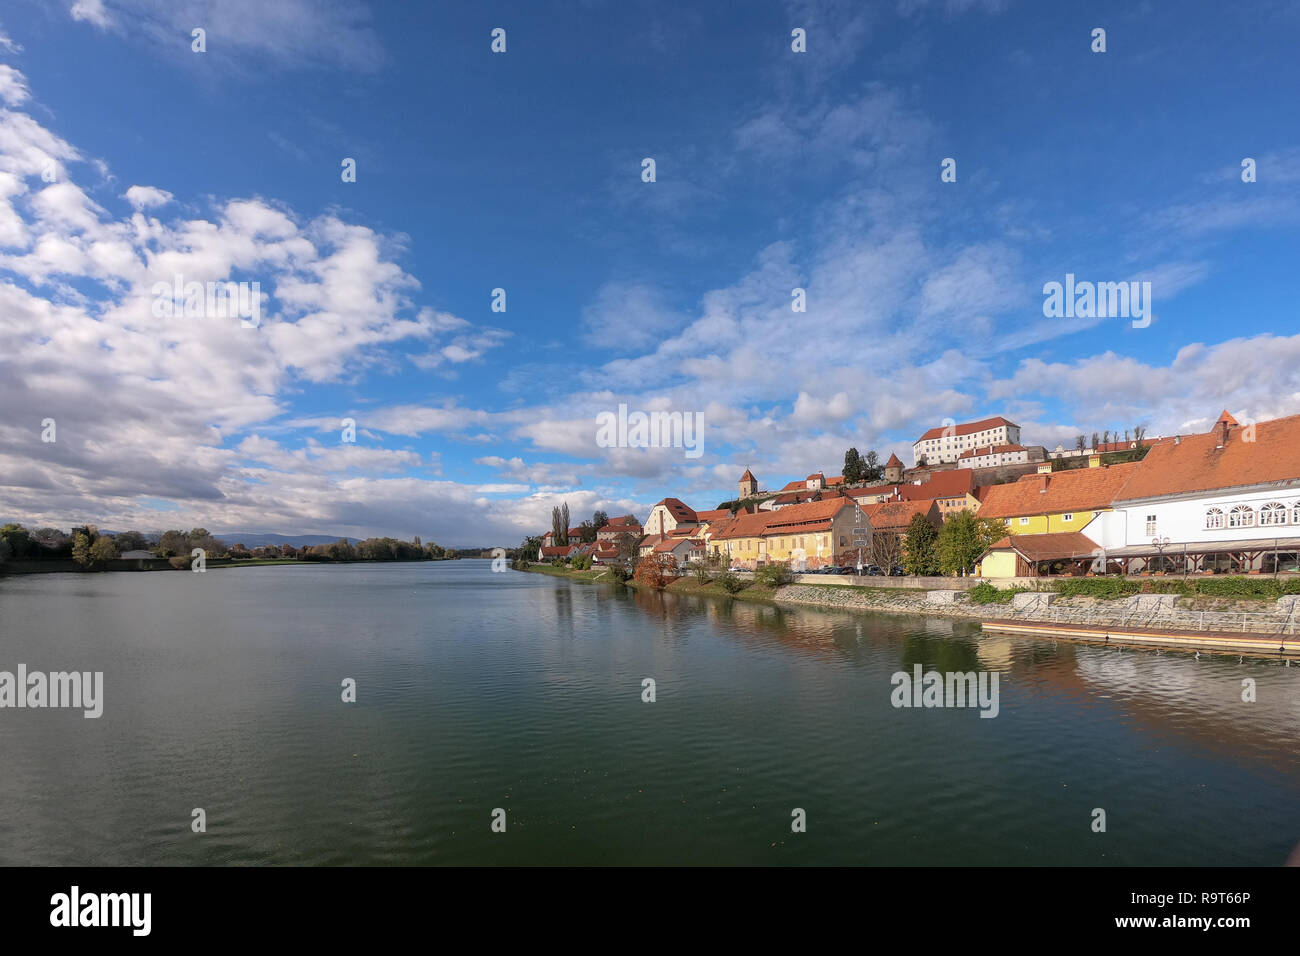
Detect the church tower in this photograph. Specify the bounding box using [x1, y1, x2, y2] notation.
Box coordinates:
[738, 468, 757, 498]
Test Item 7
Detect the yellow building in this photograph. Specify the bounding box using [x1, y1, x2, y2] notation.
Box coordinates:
[976, 460, 1141, 535]
[710, 497, 866, 569]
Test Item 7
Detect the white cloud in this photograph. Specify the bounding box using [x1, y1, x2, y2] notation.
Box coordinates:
[123, 184, 173, 209]
[70, 0, 113, 29]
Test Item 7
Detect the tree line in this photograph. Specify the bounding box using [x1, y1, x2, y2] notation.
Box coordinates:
[0, 522, 454, 570]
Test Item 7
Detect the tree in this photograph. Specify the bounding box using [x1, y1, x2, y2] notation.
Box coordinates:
[113, 530, 148, 552]
[72, 527, 115, 569]
[1134, 424, 1147, 442]
[0, 538, 11, 565]
[592, 510, 609, 530]
[156, 530, 189, 557]
[842, 447, 864, 484]
[612, 531, 641, 571]
[937, 510, 1004, 576]
[0, 523, 32, 559]
[902, 513, 940, 575]
[577, 520, 597, 544]
[863, 450, 882, 482]
[1091, 431, 1100, 449]
[90, 535, 118, 566]
[633, 552, 677, 589]
[551, 505, 570, 546]
[870, 531, 902, 571]
[1075, 435, 1086, 453]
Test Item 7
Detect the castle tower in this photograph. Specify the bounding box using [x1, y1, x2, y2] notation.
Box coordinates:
[739, 468, 757, 498]
[884, 452, 904, 483]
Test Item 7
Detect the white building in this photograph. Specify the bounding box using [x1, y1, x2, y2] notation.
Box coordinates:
[912, 416, 1021, 465]
[956, 443, 1045, 470]
[1092, 411, 1300, 573]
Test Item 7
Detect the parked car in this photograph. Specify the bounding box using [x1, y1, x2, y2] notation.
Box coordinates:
[862, 564, 883, 576]
[889, 566, 905, 576]
[834, 565, 855, 575]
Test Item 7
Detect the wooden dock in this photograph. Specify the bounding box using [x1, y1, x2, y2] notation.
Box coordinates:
[981, 618, 1300, 658]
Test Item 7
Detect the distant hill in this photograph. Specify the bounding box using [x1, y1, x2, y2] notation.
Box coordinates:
[213, 532, 361, 548]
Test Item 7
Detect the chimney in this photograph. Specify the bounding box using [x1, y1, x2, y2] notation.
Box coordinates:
[1087, 452, 1102, 469]
[1036, 462, 1052, 474]
[1174, 435, 1181, 445]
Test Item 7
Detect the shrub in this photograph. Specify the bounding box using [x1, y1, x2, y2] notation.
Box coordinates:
[967, 582, 1025, 604]
[716, 571, 746, 594]
[754, 562, 794, 588]
[1052, 577, 1138, 600]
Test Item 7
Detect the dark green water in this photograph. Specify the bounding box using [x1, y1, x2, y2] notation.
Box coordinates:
[1, 560, 1297, 865]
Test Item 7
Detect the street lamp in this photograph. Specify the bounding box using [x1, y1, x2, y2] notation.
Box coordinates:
[1151, 535, 1170, 573]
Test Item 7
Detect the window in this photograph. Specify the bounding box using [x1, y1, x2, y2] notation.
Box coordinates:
[1145, 515, 1157, 535]
[1260, 502, 1287, 526]
[839, 535, 846, 546]
[1229, 505, 1255, 528]
[1205, 507, 1225, 530]
[1004, 519, 1011, 527]
[1062, 513, 1073, 522]
[1019, 517, 1030, 526]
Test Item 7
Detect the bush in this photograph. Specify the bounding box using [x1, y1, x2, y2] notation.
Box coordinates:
[1194, 576, 1280, 599]
[1052, 577, 1139, 600]
[754, 562, 794, 588]
[967, 582, 1026, 604]
[716, 571, 746, 594]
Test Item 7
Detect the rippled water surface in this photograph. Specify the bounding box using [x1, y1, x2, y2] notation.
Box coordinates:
[1, 561, 1297, 865]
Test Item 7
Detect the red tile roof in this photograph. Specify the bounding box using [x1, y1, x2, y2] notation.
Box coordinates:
[978, 462, 1142, 519]
[863, 499, 940, 532]
[982, 531, 1100, 562]
[713, 497, 855, 540]
[604, 515, 641, 528]
[694, 508, 733, 523]
[885, 452, 904, 469]
[916, 416, 1019, 442]
[740, 468, 756, 482]
[652, 497, 698, 522]
[1115, 412, 1300, 501]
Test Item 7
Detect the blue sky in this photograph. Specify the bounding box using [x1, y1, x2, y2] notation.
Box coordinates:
[0, 0, 1298, 546]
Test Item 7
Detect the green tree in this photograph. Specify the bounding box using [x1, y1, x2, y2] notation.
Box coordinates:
[902, 513, 940, 575]
[156, 530, 189, 557]
[592, 510, 609, 530]
[72, 528, 116, 569]
[863, 450, 882, 482]
[937, 510, 1004, 576]
[0, 523, 32, 559]
[842, 447, 864, 484]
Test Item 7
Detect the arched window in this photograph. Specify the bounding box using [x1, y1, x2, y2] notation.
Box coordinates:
[1260, 502, 1287, 526]
[1205, 507, 1225, 530]
[1293, 502, 1300, 526]
[1229, 505, 1255, 528]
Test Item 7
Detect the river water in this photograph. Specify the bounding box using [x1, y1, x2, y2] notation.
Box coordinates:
[1, 560, 1296, 865]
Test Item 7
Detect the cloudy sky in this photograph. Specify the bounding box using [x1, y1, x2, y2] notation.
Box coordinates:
[0, 0, 1297, 546]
